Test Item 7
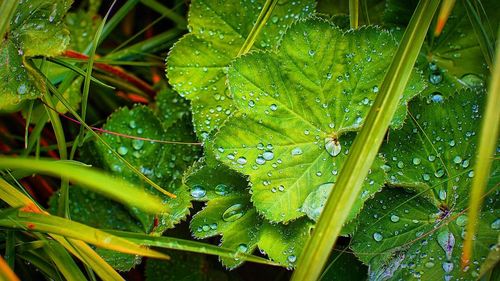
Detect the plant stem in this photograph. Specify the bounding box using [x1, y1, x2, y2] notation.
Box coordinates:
[238, 0, 279, 56]
[461, 26, 500, 268]
[349, 0, 359, 29]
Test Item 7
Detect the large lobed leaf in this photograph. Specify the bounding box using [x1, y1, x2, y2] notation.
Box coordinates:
[186, 159, 312, 269]
[166, 0, 316, 139]
[352, 90, 500, 280]
[212, 18, 425, 223]
[0, 0, 72, 111]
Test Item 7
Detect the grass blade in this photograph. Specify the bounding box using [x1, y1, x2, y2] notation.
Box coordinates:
[463, 0, 495, 70]
[107, 230, 279, 266]
[0, 255, 20, 281]
[0, 0, 18, 39]
[43, 240, 88, 281]
[461, 27, 500, 268]
[0, 157, 168, 214]
[349, 0, 359, 29]
[291, 1, 441, 280]
[434, 0, 456, 36]
[140, 0, 187, 28]
[0, 209, 169, 260]
[237, 0, 278, 56]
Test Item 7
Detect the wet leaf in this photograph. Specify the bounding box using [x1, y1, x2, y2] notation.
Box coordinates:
[0, 0, 72, 110]
[352, 91, 500, 280]
[166, 0, 315, 139]
[186, 159, 313, 268]
[212, 18, 424, 223]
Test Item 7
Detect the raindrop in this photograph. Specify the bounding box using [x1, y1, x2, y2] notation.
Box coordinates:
[255, 157, 266, 165]
[291, 147, 303, 156]
[431, 93, 444, 103]
[132, 139, 144, 150]
[434, 169, 445, 178]
[437, 230, 455, 260]
[237, 157, 247, 165]
[270, 104, 278, 111]
[390, 215, 400, 223]
[439, 189, 447, 201]
[453, 156, 462, 164]
[190, 185, 206, 199]
[117, 146, 128, 155]
[238, 244, 248, 252]
[429, 73, 443, 85]
[456, 215, 467, 227]
[222, 204, 245, 222]
[491, 218, 500, 230]
[412, 157, 421, 165]
[372, 86, 379, 93]
[17, 84, 27, 95]
[373, 232, 383, 242]
[262, 151, 274, 160]
[248, 100, 255, 107]
[422, 173, 430, 181]
[325, 138, 341, 157]
[308, 50, 315, 56]
[288, 255, 297, 263]
[442, 262, 453, 273]
[215, 184, 230, 196]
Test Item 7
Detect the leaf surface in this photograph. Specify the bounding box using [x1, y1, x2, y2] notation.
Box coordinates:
[166, 0, 315, 138]
[213, 18, 424, 222]
[352, 91, 500, 280]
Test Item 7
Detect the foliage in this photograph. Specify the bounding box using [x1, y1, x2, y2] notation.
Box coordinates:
[0, 0, 498, 280]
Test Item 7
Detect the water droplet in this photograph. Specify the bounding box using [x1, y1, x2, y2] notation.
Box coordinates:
[287, 255, 297, 263]
[456, 215, 467, 227]
[325, 138, 341, 157]
[291, 147, 303, 156]
[397, 161, 404, 169]
[437, 230, 455, 260]
[270, 104, 277, 111]
[425, 261, 435, 268]
[373, 232, 383, 242]
[390, 215, 400, 222]
[237, 243, 248, 252]
[271, 16, 279, 23]
[308, 50, 315, 56]
[215, 184, 230, 196]
[467, 171, 474, 178]
[372, 86, 379, 93]
[117, 146, 128, 155]
[222, 204, 245, 222]
[453, 156, 462, 164]
[462, 159, 470, 168]
[262, 151, 274, 160]
[132, 139, 144, 150]
[429, 73, 443, 85]
[190, 185, 206, 199]
[17, 84, 27, 95]
[129, 120, 137, 128]
[491, 218, 500, 230]
[422, 173, 430, 181]
[255, 156, 266, 165]
[435, 169, 445, 178]
[460, 73, 484, 88]
[439, 189, 447, 201]
[237, 157, 247, 165]
[248, 100, 255, 107]
[431, 93, 444, 103]
[442, 262, 453, 273]
[412, 158, 421, 165]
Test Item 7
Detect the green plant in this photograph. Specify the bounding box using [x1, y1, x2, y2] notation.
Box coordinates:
[0, 0, 498, 280]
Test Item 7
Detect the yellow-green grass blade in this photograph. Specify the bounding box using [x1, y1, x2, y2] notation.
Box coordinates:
[434, 0, 456, 36]
[349, 0, 359, 29]
[0, 157, 168, 214]
[461, 27, 500, 268]
[291, 1, 441, 280]
[107, 230, 279, 267]
[0, 209, 169, 260]
[42, 240, 88, 280]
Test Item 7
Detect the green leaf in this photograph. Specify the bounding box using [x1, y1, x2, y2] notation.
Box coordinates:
[91, 104, 200, 233]
[49, 187, 144, 271]
[320, 249, 368, 281]
[166, 0, 316, 139]
[213, 18, 424, 223]
[352, 91, 500, 280]
[186, 159, 313, 268]
[155, 88, 191, 130]
[386, 0, 500, 97]
[0, 0, 72, 110]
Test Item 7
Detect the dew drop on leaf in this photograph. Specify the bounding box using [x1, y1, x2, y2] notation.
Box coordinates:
[117, 146, 128, 156]
[324, 138, 341, 157]
[291, 147, 303, 156]
[222, 203, 245, 222]
[373, 232, 383, 242]
[215, 184, 230, 196]
[491, 218, 500, 230]
[190, 185, 206, 199]
[437, 230, 455, 260]
[390, 215, 400, 223]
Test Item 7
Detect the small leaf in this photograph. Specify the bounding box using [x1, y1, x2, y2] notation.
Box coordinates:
[166, 0, 316, 138]
[186, 159, 313, 268]
[0, 0, 72, 110]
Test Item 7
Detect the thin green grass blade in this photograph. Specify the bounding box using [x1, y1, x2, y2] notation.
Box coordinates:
[18, 251, 60, 279]
[107, 230, 280, 266]
[237, 0, 278, 56]
[461, 27, 500, 268]
[5, 230, 15, 269]
[47, 58, 115, 89]
[0, 0, 18, 39]
[0, 209, 169, 260]
[463, 0, 495, 70]
[28, 62, 176, 199]
[140, 0, 187, 28]
[291, 1, 441, 280]
[43, 240, 88, 281]
[349, 0, 359, 29]
[0, 157, 168, 214]
[434, 0, 456, 36]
